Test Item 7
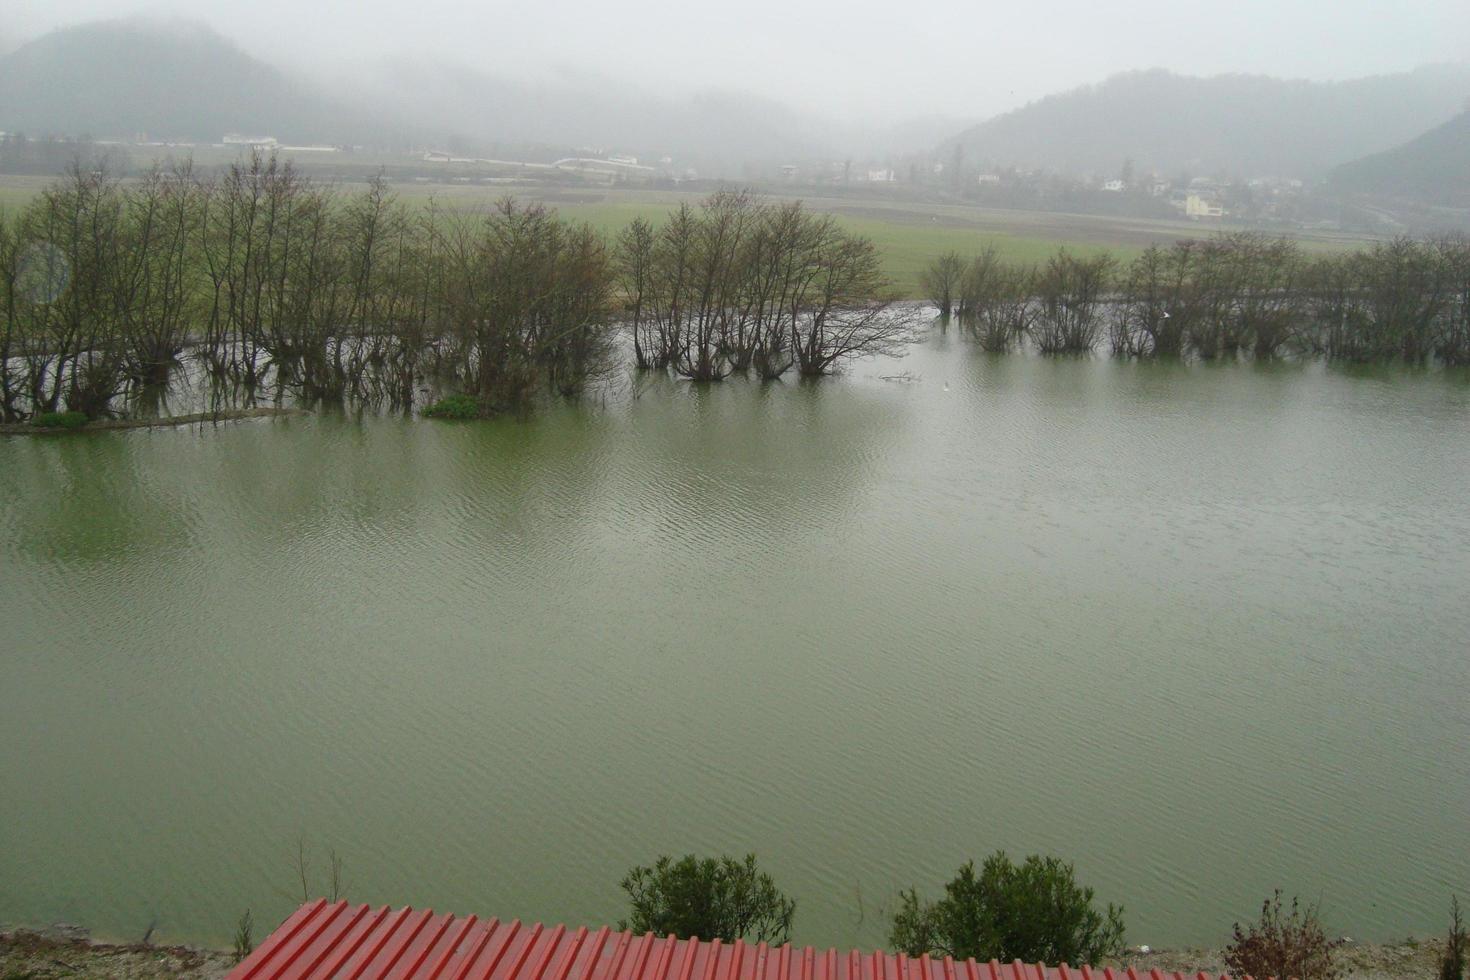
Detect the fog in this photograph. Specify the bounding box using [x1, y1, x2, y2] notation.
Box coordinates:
[4, 0, 1468, 124]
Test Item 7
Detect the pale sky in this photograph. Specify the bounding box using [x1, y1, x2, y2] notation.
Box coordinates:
[3, 0, 1468, 122]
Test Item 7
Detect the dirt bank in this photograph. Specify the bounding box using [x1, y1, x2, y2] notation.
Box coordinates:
[0, 926, 234, 979]
[1111, 936, 1450, 980]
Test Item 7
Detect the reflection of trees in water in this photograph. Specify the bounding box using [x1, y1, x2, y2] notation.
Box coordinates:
[612, 375, 911, 541]
[0, 435, 195, 565]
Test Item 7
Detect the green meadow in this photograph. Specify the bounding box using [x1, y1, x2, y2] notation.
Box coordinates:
[521, 198, 1133, 296]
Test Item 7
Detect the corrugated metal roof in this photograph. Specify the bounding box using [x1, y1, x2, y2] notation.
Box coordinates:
[227, 900, 1241, 980]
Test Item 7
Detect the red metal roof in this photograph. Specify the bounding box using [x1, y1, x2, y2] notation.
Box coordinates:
[227, 900, 1238, 980]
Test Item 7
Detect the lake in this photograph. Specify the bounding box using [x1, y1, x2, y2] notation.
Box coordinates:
[2, 333, 1468, 951]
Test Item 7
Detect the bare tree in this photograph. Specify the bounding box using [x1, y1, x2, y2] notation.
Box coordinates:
[920, 251, 965, 319]
[793, 233, 915, 375]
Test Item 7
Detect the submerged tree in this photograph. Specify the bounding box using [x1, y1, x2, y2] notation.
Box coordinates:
[921, 251, 966, 319]
[956, 248, 1032, 352]
[1031, 250, 1115, 354]
[614, 191, 911, 382]
[0, 153, 623, 421]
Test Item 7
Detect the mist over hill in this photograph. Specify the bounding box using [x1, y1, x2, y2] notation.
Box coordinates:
[4, 17, 1469, 191]
[946, 66, 1470, 179]
[0, 20, 410, 146]
[0, 18, 967, 173]
[335, 60, 814, 167]
[1333, 110, 1470, 207]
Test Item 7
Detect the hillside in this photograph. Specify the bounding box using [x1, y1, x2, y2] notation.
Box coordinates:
[341, 60, 836, 168]
[1332, 110, 1470, 206]
[0, 19, 945, 173]
[948, 66, 1470, 179]
[334, 61, 969, 171]
[0, 20, 396, 145]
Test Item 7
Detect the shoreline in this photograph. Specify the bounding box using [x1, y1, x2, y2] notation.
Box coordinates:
[0, 924, 1452, 980]
[0, 406, 309, 436]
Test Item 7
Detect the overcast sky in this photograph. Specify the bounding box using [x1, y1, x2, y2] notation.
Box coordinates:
[4, 0, 1468, 122]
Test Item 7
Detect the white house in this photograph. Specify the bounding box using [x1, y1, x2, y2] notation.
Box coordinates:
[1101, 179, 1126, 192]
[976, 173, 1000, 185]
[866, 168, 896, 182]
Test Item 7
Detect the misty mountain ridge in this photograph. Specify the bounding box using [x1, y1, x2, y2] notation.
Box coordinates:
[0, 20, 348, 142]
[326, 57, 974, 169]
[1333, 109, 1470, 207]
[948, 65, 1470, 179]
[0, 18, 968, 172]
[3, 18, 1468, 186]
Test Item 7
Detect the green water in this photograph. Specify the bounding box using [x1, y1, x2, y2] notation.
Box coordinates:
[2, 339, 1468, 952]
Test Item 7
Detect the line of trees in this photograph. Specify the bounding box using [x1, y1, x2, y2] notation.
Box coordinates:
[0, 155, 618, 422]
[925, 233, 1470, 364]
[1, 164, 914, 423]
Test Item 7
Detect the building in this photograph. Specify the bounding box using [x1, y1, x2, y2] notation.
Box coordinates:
[1184, 193, 1226, 219]
[228, 900, 1238, 980]
[866, 168, 896, 182]
[222, 134, 279, 148]
[1100, 179, 1126, 192]
[975, 173, 1000, 185]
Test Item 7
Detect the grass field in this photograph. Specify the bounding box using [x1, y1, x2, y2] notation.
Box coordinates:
[0, 173, 1377, 297]
[381, 184, 1380, 296]
[509, 196, 1136, 296]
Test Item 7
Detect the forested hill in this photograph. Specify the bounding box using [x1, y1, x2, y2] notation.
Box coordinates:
[946, 66, 1470, 179]
[1332, 110, 1470, 206]
[0, 20, 395, 145]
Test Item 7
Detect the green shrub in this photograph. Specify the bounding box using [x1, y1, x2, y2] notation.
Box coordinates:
[1224, 890, 1338, 980]
[422, 394, 481, 420]
[31, 410, 89, 429]
[890, 852, 1125, 965]
[619, 853, 795, 944]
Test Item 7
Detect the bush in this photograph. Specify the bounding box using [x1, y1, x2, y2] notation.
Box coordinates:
[1224, 891, 1338, 980]
[422, 394, 481, 420]
[1443, 897, 1466, 980]
[31, 410, 89, 429]
[890, 852, 1126, 965]
[619, 853, 795, 943]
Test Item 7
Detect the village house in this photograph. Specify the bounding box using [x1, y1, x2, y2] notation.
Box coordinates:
[1184, 192, 1226, 218]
